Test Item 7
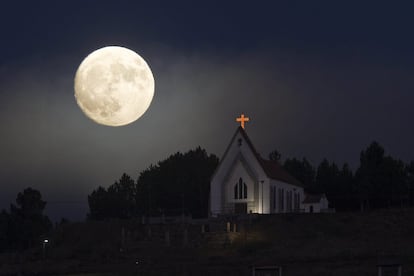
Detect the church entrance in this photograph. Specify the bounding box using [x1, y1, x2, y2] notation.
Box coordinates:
[234, 203, 247, 214]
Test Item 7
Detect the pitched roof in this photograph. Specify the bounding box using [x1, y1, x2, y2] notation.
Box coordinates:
[302, 194, 326, 203]
[259, 158, 303, 187]
[213, 126, 303, 187]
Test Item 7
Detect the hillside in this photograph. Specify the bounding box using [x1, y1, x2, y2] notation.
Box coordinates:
[1, 208, 414, 275]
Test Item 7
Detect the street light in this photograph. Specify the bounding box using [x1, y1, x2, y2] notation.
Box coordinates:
[42, 239, 49, 259]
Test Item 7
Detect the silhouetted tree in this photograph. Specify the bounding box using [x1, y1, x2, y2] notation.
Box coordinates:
[107, 173, 136, 218]
[355, 141, 410, 210]
[136, 147, 219, 218]
[313, 159, 358, 211]
[335, 163, 358, 211]
[315, 159, 339, 193]
[0, 210, 9, 252]
[380, 156, 407, 207]
[355, 141, 385, 211]
[8, 187, 51, 249]
[283, 157, 315, 191]
[407, 161, 414, 206]
[88, 173, 136, 220]
[87, 186, 110, 220]
[268, 149, 282, 161]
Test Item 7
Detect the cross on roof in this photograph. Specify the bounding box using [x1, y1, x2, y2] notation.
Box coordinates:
[236, 113, 250, 129]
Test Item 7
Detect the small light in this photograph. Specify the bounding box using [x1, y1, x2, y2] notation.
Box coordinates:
[44, 239, 49, 243]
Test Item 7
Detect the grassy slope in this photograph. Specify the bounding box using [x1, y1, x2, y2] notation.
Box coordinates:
[1, 208, 414, 275]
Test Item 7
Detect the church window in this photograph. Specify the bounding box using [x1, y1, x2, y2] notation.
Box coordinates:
[294, 193, 300, 211]
[286, 191, 290, 212]
[234, 178, 247, 200]
[287, 192, 289, 211]
[270, 186, 273, 210]
[239, 178, 243, 199]
[279, 189, 284, 211]
[234, 184, 238, 199]
[293, 193, 296, 210]
[287, 191, 293, 212]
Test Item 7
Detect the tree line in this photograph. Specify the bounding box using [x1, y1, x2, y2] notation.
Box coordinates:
[87, 141, 414, 220]
[87, 147, 219, 220]
[274, 141, 414, 211]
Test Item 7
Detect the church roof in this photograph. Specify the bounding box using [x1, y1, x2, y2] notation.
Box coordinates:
[217, 126, 303, 187]
[258, 158, 303, 187]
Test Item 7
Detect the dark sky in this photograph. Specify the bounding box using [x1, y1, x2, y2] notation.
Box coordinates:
[1, 1, 414, 221]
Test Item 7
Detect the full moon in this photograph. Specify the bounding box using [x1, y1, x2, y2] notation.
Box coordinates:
[74, 46, 154, 126]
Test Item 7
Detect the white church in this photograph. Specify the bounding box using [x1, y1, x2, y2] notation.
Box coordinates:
[210, 114, 329, 216]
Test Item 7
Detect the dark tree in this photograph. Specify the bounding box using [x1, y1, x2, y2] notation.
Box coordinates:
[88, 173, 137, 220]
[355, 141, 385, 211]
[355, 141, 410, 210]
[268, 149, 282, 161]
[87, 186, 109, 220]
[313, 159, 358, 211]
[335, 163, 358, 211]
[283, 157, 315, 191]
[380, 156, 407, 207]
[136, 147, 219, 218]
[8, 188, 51, 249]
[107, 173, 137, 218]
[0, 210, 9, 252]
[314, 159, 339, 194]
[407, 161, 414, 206]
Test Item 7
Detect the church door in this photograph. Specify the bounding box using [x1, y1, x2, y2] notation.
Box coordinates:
[235, 203, 247, 214]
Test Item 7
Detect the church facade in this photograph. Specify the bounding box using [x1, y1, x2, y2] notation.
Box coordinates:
[210, 124, 322, 216]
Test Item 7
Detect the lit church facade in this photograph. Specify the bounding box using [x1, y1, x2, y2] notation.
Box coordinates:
[210, 115, 328, 216]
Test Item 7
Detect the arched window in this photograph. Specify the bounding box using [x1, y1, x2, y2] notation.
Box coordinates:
[234, 184, 238, 199]
[272, 186, 277, 210]
[234, 178, 247, 200]
[279, 189, 284, 211]
[238, 178, 243, 199]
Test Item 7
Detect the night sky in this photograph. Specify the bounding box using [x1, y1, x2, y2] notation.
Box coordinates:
[1, 2, 414, 221]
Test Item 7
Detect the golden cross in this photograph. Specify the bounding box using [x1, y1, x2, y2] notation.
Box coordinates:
[236, 113, 250, 129]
